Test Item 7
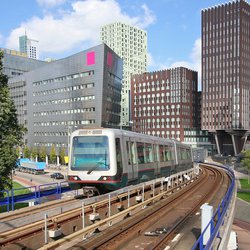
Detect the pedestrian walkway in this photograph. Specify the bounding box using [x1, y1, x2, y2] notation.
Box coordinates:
[13, 175, 39, 187]
[233, 219, 250, 250]
[233, 169, 250, 249]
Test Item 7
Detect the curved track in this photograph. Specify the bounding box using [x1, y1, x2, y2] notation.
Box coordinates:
[0, 165, 231, 250]
[68, 164, 230, 250]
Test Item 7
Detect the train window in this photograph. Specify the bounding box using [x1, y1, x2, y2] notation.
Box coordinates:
[144, 143, 153, 163]
[159, 145, 165, 162]
[159, 145, 173, 162]
[115, 138, 122, 175]
[126, 141, 132, 165]
[154, 144, 159, 162]
[71, 136, 110, 171]
[165, 146, 172, 161]
[131, 141, 137, 164]
[179, 147, 188, 160]
[177, 148, 182, 160]
[137, 142, 145, 164]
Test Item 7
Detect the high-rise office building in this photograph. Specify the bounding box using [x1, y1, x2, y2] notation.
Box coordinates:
[1, 48, 47, 126]
[201, 0, 250, 155]
[131, 67, 199, 142]
[19, 34, 39, 59]
[8, 44, 123, 153]
[101, 22, 147, 127]
[1, 48, 46, 78]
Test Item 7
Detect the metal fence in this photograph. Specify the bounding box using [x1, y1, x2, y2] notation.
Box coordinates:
[192, 164, 235, 250]
[0, 181, 75, 212]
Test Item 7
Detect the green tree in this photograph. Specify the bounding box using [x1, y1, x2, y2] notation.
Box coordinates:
[0, 51, 24, 190]
[59, 147, 66, 165]
[31, 147, 38, 161]
[50, 144, 57, 164]
[242, 150, 250, 184]
[23, 146, 31, 158]
[39, 146, 47, 162]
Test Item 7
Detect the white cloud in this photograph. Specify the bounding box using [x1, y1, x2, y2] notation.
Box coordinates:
[138, 4, 156, 29]
[148, 38, 201, 89]
[36, 0, 67, 8]
[6, 0, 155, 59]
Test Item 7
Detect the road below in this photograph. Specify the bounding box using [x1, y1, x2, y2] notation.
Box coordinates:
[13, 168, 67, 187]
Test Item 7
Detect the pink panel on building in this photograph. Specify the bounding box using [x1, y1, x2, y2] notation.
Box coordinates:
[107, 52, 113, 67]
[87, 51, 95, 65]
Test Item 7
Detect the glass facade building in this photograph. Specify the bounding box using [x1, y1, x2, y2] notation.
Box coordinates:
[8, 44, 123, 153]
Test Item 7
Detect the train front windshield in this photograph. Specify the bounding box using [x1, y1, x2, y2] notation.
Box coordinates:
[70, 136, 110, 171]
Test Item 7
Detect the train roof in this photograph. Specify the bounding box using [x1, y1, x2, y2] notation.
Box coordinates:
[72, 128, 191, 148]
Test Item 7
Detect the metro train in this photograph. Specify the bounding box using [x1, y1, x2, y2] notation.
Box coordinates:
[67, 128, 193, 194]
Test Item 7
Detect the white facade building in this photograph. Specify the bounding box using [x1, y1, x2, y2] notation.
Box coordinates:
[19, 35, 39, 59]
[101, 22, 147, 126]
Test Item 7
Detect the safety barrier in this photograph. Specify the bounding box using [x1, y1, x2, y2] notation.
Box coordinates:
[192, 164, 236, 250]
[0, 181, 73, 212]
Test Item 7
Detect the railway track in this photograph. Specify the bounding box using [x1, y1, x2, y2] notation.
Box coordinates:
[58, 164, 229, 250]
[0, 165, 231, 250]
[0, 169, 196, 249]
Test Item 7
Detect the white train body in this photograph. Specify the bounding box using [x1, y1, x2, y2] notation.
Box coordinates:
[68, 129, 193, 193]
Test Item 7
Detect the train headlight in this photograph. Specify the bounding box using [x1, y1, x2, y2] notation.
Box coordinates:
[99, 176, 112, 181]
[68, 176, 80, 181]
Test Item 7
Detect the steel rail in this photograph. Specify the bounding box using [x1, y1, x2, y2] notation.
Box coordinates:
[37, 171, 204, 249]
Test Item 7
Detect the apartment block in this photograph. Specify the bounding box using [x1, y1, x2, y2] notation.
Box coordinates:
[131, 67, 198, 142]
[101, 22, 147, 127]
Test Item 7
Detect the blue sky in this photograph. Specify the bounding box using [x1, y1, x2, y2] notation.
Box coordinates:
[0, 0, 230, 86]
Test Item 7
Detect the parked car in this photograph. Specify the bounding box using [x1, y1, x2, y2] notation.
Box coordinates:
[50, 172, 64, 179]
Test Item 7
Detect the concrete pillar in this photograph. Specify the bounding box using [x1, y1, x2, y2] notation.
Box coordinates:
[227, 130, 249, 155]
[230, 134, 237, 156]
[201, 203, 213, 245]
[214, 134, 221, 155]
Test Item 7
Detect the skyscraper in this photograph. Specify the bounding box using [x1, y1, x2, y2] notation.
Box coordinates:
[101, 22, 147, 127]
[201, 0, 250, 155]
[19, 34, 39, 59]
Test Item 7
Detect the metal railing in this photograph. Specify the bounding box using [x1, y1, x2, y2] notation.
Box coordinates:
[192, 164, 235, 250]
[0, 181, 74, 212]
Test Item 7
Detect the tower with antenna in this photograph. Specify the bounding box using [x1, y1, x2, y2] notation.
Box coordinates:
[19, 30, 39, 59]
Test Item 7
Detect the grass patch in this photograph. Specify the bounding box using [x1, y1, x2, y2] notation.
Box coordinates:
[0, 182, 32, 213]
[237, 192, 250, 203]
[239, 179, 250, 189]
[3, 182, 31, 197]
[0, 202, 29, 213]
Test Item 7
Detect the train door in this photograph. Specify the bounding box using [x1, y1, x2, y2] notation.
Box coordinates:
[115, 138, 123, 178]
[153, 144, 160, 175]
[125, 138, 138, 181]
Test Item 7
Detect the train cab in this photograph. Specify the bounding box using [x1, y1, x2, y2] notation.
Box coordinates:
[67, 129, 125, 193]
